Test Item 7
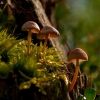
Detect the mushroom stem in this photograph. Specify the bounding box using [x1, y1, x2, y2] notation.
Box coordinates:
[68, 59, 79, 92]
[27, 30, 32, 55]
[42, 34, 48, 52]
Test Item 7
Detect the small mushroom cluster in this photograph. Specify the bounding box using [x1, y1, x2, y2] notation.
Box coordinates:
[21, 21, 60, 55]
[21, 21, 88, 92]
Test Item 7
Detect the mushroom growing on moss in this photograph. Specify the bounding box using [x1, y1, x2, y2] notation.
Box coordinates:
[37, 25, 60, 52]
[68, 48, 88, 92]
[21, 21, 40, 54]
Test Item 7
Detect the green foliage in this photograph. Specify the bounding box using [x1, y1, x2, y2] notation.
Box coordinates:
[0, 30, 21, 62]
[0, 3, 8, 29]
[84, 88, 96, 100]
[0, 62, 10, 76]
[78, 88, 100, 100]
[0, 28, 68, 97]
[0, 3, 16, 34]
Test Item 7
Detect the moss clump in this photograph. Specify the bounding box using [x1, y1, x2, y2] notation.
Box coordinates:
[0, 29, 69, 100]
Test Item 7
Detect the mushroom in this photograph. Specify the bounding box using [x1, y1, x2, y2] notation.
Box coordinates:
[68, 48, 88, 92]
[37, 25, 60, 52]
[21, 21, 40, 54]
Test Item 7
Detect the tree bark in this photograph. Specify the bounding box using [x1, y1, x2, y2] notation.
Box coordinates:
[30, 0, 67, 60]
[3, 0, 67, 60]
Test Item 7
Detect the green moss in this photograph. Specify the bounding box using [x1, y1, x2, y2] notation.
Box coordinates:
[0, 28, 69, 98]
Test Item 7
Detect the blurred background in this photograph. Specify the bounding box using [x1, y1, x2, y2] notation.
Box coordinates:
[54, 0, 100, 93]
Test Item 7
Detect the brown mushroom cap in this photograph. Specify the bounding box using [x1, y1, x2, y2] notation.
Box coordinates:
[37, 25, 60, 39]
[21, 21, 40, 33]
[68, 48, 88, 62]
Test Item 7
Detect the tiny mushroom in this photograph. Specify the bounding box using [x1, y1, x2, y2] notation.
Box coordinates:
[68, 48, 88, 92]
[37, 25, 60, 52]
[21, 21, 40, 54]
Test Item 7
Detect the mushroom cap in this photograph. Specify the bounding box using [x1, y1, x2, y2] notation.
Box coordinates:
[21, 21, 40, 33]
[68, 48, 88, 62]
[37, 25, 60, 39]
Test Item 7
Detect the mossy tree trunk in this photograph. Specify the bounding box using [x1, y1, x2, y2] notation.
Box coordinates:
[0, 0, 88, 100]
